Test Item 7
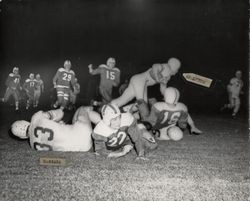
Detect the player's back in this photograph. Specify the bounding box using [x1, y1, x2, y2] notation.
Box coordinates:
[29, 111, 92, 152]
[152, 102, 187, 130]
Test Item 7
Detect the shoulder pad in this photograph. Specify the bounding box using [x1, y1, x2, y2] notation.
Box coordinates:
[9, 73, 14, 77]
[69, 70, 75, 74]
[58, 68, 65, 72]
[113, 67, 120, 72]
[99, 64, 108, 69]
[25, 79, 30, 82]
[176, 102, 188, 112]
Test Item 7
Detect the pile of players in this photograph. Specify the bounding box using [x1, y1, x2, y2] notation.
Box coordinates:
[7, 57, 244, 158]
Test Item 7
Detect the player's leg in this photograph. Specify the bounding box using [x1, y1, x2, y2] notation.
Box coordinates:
[99, 87, 112, 104]
[26, 92, 32, 110]
[187, 114, 202, 134]
[13, 90, 20, 111]
[232, 96, 240, 116]
[55, 88, 64, 108]
[111, 82, 136, 107]
[2, 87, 12, 103]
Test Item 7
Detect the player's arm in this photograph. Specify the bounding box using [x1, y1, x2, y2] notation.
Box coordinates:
[52, 70, 60, 88]
[43, 109, 64, 122]
[41, 80, 44, 92]
[5, 75, 11, 87]
[113, 69, 121, 87]
[88, 64, 101, 75]
[143, 104, 160, 126]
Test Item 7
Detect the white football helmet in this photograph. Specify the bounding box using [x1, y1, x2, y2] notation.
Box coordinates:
[13, 67, 19, 74]
[168, 58, 181, 75]
[11, 120, 30, 139]
[36, 74, 40, 79]
[64, 60, 72, 70]
[168, 126, 183, 141]
[29, 73, 35, 79]
[101, 104, 121, 126]
[235, 70, 242, 78]
[106, 57, 116, 68]
[164, 87, 180, 105]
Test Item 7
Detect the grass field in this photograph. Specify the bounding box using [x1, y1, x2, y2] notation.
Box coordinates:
[0, 106, 249, 201]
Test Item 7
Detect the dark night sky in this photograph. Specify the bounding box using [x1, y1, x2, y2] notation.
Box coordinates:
[0, 0, 248, 113]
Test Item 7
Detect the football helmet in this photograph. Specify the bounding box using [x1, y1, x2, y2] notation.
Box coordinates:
[36, 74, 40, 79]
[235, 70, 242, 78]
[11, 120, 30, 139]
[13, 67, 19, 74]
[64, 60, 72, 70]
[168, 58, 181, 75]
[164, 87, 180, 105]
[29, 73, 35, 79]
[101, 104, 121, 126]
[106, 57, 116, 67]
[168, 126, 183, 141]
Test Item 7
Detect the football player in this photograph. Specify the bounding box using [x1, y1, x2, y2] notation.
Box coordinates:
[23, 73, 36, 110]
[142, 87, 202, 140]
[88, 57, 120, 105]
[53, 60, 76, 110]
[11, 106, 101, 152]
[69, 78, 80, 108]
[111, 58, 181, 120]
[1, 67, 22, 111]
[221, 70, 244, 117]
[34, 74, 44, 108]
[92, 104, 157, 158]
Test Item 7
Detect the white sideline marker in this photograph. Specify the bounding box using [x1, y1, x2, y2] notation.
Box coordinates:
[183, 73, 213, 88]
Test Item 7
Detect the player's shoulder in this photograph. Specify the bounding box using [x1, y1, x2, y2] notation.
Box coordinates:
[9, 73, 14, 77]
[112, 67, 120, 72]
[25, 79, 31, 82]
[69, 69, 75, 75]
[176, 102, 188, 112]
[58, 67, 65, 72]
[99, 64, 108, 69]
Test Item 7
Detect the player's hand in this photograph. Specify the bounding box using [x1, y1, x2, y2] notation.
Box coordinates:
[88, 64, 93, 69]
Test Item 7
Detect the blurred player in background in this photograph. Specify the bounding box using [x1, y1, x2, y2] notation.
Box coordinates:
[119, 79, 129, 95]
[92, 104, 157, 158]
[141, 87, 202, 140]
[69, 78, 80, 109]
[53, 60, 76, 110]
[1, 67, 22, 111]
[34, 74, 44, 108]
[23, 73, 36, 110]
[11, 106, 101, 152]
[88, 57, 120, 105]
[221, 70, 244, 117]
[111, 58, 181, 120]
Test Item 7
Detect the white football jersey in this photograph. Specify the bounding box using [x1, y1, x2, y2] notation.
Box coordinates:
[228, 77, 243, 97]
[28, 110, 92, 152]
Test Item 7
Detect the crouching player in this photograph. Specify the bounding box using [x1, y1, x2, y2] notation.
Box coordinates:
[92, 104, 158, 158]
[143, 87, 202, 141]
[11, 106, 101, 152]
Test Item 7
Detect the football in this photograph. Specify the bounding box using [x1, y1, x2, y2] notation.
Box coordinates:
[168, 126, 183, 141]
